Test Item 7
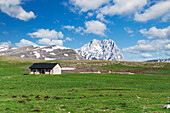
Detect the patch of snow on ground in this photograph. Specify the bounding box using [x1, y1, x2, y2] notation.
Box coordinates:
[42, 48, 54, 52]
[33, 51, 40, 58]
[44, 58, 57, 60]
[94, 45, 103, 52]
[0, 47, 8, 52]
[39, 46, 46, 48]
[50, 53, 56, 55]
[0, 48, 8, 52]
[21, 55, 25, 57]
[64, 54, 68, 56]
[164, 105, 170, 109]
[11, 47, 17, 49]
[53, 46, 69, 50]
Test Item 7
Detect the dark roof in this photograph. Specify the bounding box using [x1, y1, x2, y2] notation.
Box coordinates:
[29, 63, 61, 69]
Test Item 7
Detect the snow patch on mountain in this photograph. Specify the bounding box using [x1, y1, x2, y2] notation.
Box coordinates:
[76, 39, 125, 61]
[64, 54, 68, 56]
[45, 58, 57, 60]
[33, 51, 41, 58]
[49, 52, 56, 55]
[21, 55, 25, 57]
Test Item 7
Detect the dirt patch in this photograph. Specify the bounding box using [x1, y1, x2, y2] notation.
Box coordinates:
[62, 67, 136, 74]
[89, 89, 125, 91]
[63, 69, 135, 75]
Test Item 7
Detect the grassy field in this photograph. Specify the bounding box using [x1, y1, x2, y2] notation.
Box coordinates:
[0, 56, 169, 112]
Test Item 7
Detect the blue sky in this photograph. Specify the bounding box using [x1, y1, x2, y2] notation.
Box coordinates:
[0, 0, 170, 61]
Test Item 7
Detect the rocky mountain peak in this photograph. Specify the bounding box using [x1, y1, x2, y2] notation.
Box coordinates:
[76, 39, 125, 61]
[90, 39, 101, 45]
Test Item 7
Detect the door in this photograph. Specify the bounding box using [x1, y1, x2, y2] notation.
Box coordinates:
[42, 69, 45, 74]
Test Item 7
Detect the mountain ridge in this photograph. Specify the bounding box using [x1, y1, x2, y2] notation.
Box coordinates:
[146, 58, 170, 62]
[0, 45, 83, 60]
[0, 39, 125, 61]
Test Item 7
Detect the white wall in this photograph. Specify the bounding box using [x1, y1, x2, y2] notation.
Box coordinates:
[52, 64, 61, 74]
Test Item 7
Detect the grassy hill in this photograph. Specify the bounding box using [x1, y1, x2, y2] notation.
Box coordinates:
[0, 56, 169, 112]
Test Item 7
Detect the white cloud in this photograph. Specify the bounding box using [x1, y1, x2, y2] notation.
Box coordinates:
[163, 44, 170, 55]
[2, 31, 8, 35]
[15, 39, 37, 47]
[27, 29, 66, 47]
[165, 44, 170, 50]
[137, 40, 147, 44]
[135, 0, 170, 22]
[98, 0, 147, 16]
[140, 26, 170, 39]
[75, 27, 84, 33]
[37, 38, 63, 46]
[68, 0, 169, 23]
[63, 25, 84, 34]
[0, 41, 11, 47]
[0, 22, 6, 26]
[64, 20, 107, 36]
[50, 40, 63, 46]
[28, 29, 64, 39]
[162, 13, 170, 22]
[64, 25, 75, 30]
[69, 0, 110, 12]
[84, 20, 107, 36]
[123, 39, 170, 54]
[87, 12, 94, 17]
[141, 53, 152, 58]
[37, 38, 51, 46]
[124, 27, 134, 34]
[65, 37, 72, 41]
[0, 0, 36, 21]
[96, 13, 108, 22]
[163, 51, 170, 55]
[58, 31, 64, 39]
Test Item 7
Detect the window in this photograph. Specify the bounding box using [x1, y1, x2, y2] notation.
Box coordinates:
[46, 69, 51, 72]
[31, 69, 36, 72]
[31, 69, 36, 74]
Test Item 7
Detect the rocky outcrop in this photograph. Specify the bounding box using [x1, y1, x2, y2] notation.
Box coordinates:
[76, 39, 125, 61]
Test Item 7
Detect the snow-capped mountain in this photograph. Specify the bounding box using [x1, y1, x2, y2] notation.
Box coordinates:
[0, 45, 83, 60]
[76, 39, 125, 61]
[146, 58, 170, 62]
[0, 39, 125, 61]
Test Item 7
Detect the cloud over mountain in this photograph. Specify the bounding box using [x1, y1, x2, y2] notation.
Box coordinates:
[84, 20, 107, 36]
[28, 29, 64, 39]
[15, 39, 37, 47]
[123, 39, 170, 54]
[27, 29, 64, 46]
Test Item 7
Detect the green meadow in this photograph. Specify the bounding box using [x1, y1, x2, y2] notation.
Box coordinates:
[0, 56, 169, 112]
